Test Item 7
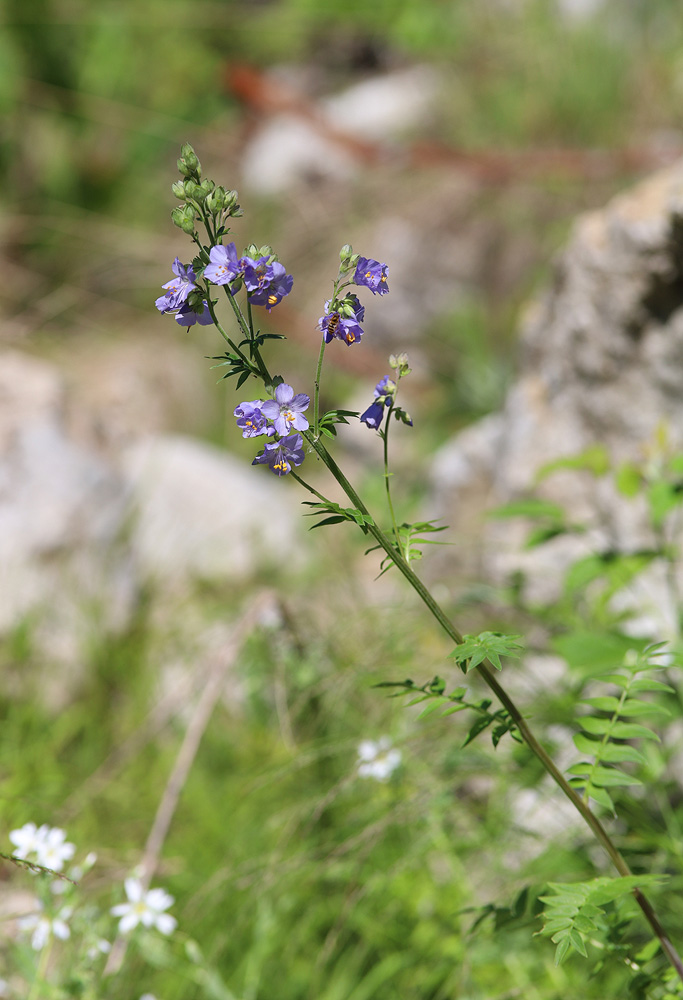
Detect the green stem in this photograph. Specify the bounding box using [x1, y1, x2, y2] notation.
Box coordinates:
[303, 430, 683, 983]
[313, 337, 327, 439]
[382, 398, 403, 558]
[28, 938, 52, 1000]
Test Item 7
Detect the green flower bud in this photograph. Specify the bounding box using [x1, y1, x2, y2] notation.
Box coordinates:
[183, 179, 200, 200]
[171, 205, 196, 235]
[389, 353, 412, 377]
[339, 243, 353, 262]
[171, 181, 186, 201]
[177, 142, 201, 180]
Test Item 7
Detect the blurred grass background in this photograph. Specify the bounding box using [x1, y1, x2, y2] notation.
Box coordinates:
[3, 1, 683, 997]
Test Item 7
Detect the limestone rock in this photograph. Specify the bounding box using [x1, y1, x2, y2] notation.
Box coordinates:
[430, 159, 683, 626]
[0, 352, 134, 695]
[122, 435, 305, 587]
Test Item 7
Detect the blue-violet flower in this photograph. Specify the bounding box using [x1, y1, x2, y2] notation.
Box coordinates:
[318, 294, 365, 346]
[242, 256, 293, 311]
[360, 375, 396, 429]
[155, 258, 198, 312]
[204, 243, 241, 286]
[252, 433, 305, 476]
[354, 256, 389, 296]
[234, 400, 275, 438]
[175, 300, 214, 327]
[261, 383, 310, 436]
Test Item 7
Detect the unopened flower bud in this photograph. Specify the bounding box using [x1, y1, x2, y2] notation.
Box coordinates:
[177, 142, 201, 180]
[393, 352, 412, 377]
[183, 179, 199, 200]
[171, 181, 186, 201]
[225, 190, 242, 217]
[339, 244, 353, 262]
[171, 205, 196, 235]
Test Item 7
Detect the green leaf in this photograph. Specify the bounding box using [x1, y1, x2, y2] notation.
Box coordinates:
[554, 937, 572, 965]
[463, 715, 494, 747]
[537, 445, 610, 481]
[572, 732, 601, 755]
[488, 499, 565, 520]
[581, 695, 621, 712]
[616, 462, 642, 497]
[597, 743, 646, 765]
[648, 480, 682, 528]
[629, 678, 675, 693]
[417, 699, 448, 719]
[579, 716, 612, 735]
[618, 699, 670, 717]
[589, 766, 642, 787]
[609, 721, 661, 741]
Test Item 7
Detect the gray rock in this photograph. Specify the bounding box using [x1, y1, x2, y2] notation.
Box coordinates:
[0, 352, 134, 696]
[122, 435, 305, 587]
[430, 160, 683, 626]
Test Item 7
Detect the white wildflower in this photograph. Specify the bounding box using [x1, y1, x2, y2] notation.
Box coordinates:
[111, 877, 177, 936]
[357, 737, 402, 781]
[9, 822, 75, 872]
[87, 938, 111, 959]
[18, 902, 72, 951]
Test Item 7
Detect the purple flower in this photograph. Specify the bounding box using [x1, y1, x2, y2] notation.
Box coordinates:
[155, 258, 197, 312]
[204, 243, 241, 286]
[175, 300, 214, 327]
[360, 400, 386, 429]
[234, 400, 275, 438]
[355, 256, 389, 296]
[318, 295, 365, 347]
[360, 375, 396, 429]
[261, 383, 310, 436]
[242, 256, 293, 311]
[252, 433, 305, 476]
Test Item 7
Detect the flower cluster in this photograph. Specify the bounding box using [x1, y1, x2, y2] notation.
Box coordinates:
[205, 242, 293, 312]
[356, 737, 402, 781]
[235, 383, 310, 476]
[155, 258, 213, 328]
[10, 822, 76, 872]
[317, 251, 389, 348]
[111, 877, 177, 936]
[318, 293, 365, 347]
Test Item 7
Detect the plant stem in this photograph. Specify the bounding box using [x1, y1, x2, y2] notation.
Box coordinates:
[313, 336, 326, 439]
[304, 430, 683, 983]
[382, 399, 403, 557]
